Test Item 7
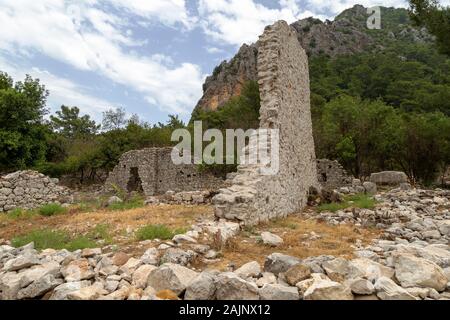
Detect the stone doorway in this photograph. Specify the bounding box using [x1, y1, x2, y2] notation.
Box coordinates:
[127, 167, 143, 193]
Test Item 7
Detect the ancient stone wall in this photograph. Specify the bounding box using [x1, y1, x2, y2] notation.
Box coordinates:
[213, 21, 319, 226]
[316, 159, 353, 189]
[105, 148, 226, 196]
[0, 171, 72, 212]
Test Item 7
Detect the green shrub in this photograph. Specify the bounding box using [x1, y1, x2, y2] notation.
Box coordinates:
[38, 203, 67, 217]
[317, 202, 349, 213]
[7, 208, 37, 220]
[12, 229, 97, 251]
[135, 224, 186, 241]
[317, 193, 377, 212]
[88, 223, 113, 244]
[108, 196, 144, 211]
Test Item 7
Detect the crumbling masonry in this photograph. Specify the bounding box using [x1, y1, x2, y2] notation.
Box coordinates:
[105, 147, 226, 196]
[213, 21, 319, 226]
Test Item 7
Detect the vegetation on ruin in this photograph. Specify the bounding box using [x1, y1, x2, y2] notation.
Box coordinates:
[135, 224, 187, 241]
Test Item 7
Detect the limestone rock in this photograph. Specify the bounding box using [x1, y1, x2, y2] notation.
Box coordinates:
[260, 232, 283, 247]
[132, 265, 157, 289]
[160, 248, 196, 266]
[147, 263, 198, 295]
[393, 253, 447, 292]
[185, 272, 217, 300]
[112, 252, 130, 266]
[141, 248, 159, 265]
[304, 278, 353, 300]
[370, 171, 408, 185]
[67, 285, 108, 300]
[348, 278, 375, 295]
[3, 252, 40, 272]
[285, 264, 311, 286]
[235, 261, 261, 278]
[264, 253, 301, 275]
[259, 284, 299, 300]
[347, 258, 394, 282]
[50, 281, 92, 300]
[363, 182, 377, 194]
[17, 274, 63, 299]
[61, 259, 95, 282]
[374, 277, 417, 300]
[215, 273, 259, 300]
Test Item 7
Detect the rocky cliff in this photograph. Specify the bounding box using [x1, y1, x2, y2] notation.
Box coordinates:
[192, 5, 434, 115]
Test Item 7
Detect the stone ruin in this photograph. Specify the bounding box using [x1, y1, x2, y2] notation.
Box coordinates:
[316, 159, 353, 190]
[0, 171, 72, 212]
[213, 21, 319, 226]
[105, 147, 226, 197]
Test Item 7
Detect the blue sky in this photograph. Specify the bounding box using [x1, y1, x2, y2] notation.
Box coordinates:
[0, 0, 434, 125]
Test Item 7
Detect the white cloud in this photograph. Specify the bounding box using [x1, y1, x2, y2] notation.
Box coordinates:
[0, 57, 114, 120]
[197, 0, 327, 46]
[205, 46, 224, 54]
[0, 0, 205, 115]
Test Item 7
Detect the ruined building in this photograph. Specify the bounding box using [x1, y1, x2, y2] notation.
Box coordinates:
[212, 21, 319, 226]
[105, 148, 226, 196]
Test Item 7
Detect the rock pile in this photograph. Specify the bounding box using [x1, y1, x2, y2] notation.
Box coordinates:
[0, 171, 72, 212]
[145, 190, 213, 205]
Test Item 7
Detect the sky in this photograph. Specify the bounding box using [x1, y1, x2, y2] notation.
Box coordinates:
[0, 0, 446, 125]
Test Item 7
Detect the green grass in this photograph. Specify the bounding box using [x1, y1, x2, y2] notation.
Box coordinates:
[108, 196, 144, 211]
[88, 223, 113, 245]
[317, 193, 377, 212]
[11, 229, 96, 251]
[135, 224, 187, 241]
[7, 208, 37, 220]
[38, 203, 67, 217]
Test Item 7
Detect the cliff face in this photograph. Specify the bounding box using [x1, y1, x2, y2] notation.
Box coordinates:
[192, 5, 433, 116]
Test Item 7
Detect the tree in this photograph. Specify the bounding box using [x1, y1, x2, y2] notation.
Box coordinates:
[50, 105, 99, 139]
[102, 107, 127, 131]
[409, 0, 450, 55]
[0, 72, 49, 171]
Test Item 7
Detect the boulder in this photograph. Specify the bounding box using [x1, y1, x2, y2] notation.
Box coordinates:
[132, 265, 157, 289]
[260, 232, 283, 247]
[235, 261, 261, 278]
[264, 253, 301, 275]
[374, 277, 417, 300]
[256, 272, 277, 287]
[160, 248, 196, 266]
[348, 278, 375, 295]
[17, 274, 63, 299]
[147, 263, 198, 296]
[370, 171, 408, 185]
[303, 278, 353, 300]
[259, 284, 299, 300]
[141, 248, 159, 265]
[112, 252, 130, 266]
[50, 281, 92, 300]
[393, 253, 447, 292]
[285, 264, 311, 286]
[363, 182, 377, 194]
[61, 259, 95, 282]
[185, 272, 217, 300]
[215, 273, 259, 300]
[322, 258, 349, 282]
[347, 258, 394, 282]
[3, 252, 40, 272]
[67, 285, 108, 300]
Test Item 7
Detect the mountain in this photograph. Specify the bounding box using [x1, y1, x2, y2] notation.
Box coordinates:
[191, 5, 435, 116]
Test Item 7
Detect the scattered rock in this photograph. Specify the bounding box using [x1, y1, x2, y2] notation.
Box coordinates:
[260, 232, 283, 247]
[185, 272, 217, 300]
[285, 264, 311, 286]
[235, 261, 261, 278]
[147, 263, 198, 295]
[215, 273, 259, 300]
[259, 284, 299, 300]
[264, 253, 301, 275]
[374, 277, 417, 300]
[304, 278, 353, 300]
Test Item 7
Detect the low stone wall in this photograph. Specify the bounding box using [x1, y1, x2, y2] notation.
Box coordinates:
[0, 171, 72, 212]
[105, 148, 226, 197]
[316, 159, 353, 189]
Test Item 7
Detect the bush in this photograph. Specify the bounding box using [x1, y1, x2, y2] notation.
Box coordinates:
[11, 229, 96, 251]
[135, 224, 186, 241]
[317, 193, 377, 212]
[108, 196, 144, 211]
[38, 203, 67, 216]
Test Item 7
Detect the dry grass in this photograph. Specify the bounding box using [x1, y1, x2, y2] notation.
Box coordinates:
[203, 213, 381, 271]
[0, 204, 212, 245]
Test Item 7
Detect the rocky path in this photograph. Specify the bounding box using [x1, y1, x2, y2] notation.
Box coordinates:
[0, 188, 449, 300]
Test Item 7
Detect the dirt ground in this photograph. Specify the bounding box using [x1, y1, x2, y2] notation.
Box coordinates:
[0, 203, 381, 271]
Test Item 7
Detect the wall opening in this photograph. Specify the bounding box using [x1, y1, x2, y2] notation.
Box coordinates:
[127, 167, 143, 193]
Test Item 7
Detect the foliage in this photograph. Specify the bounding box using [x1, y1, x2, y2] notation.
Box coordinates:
[135, 224, 186, 241]
[50, 105, 99, 139]
[409, 0, 450, 55]
[102, 107, 127, 131]
[11, 229, 96, 251]
[317, 193, 377, 212]
[38, 203, 67, 217]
